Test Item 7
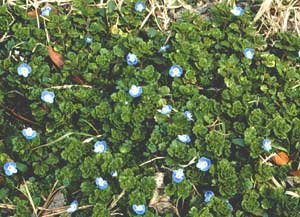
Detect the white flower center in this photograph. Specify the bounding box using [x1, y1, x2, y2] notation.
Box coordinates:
[95, 145, 104, 152]
[21, 67, 28, 75]
[130, 86, 139, 94]
[199, 161, 208, 168]
[173, 68, 179, 75]
[246, 51, 252, 58]
[175, 170, 184, 179]
[26, 128, 33, 136]
[8, 165, 14, 171]
[136, 4, 143, 11]
[129, 55, 136, 62]
[97, 145, 104, 152]
[162, 106, 170, 113]
[99, 179, 105, 186]
[44, 94, 53, 102]
[136, 205, 143, 211]
[70, 204, 77, 209]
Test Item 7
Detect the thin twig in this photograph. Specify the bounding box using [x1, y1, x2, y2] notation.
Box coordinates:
[139, 156, 166, 166]
[48, 84, 92, 89]
[22, 178, 38, 216]
[1, 104, 41, 127]
[0, 203, 16, 209]
[140, 6, 156, 29]
[109, 190, 126, 210]
[32, 132, 95, 150]
[179, 156, 197, 168]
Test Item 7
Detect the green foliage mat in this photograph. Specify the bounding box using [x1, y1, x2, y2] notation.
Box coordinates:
[1, 2, 300, 217]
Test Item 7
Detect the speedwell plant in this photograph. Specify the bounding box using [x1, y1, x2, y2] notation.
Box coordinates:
[1, 1, 300, 216]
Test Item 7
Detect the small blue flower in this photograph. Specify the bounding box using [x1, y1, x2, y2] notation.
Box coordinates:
[243, 48, 255, 59]
[3, 162, 17, 176]
[129, 85, 143, 98]
[262, 138, 272, 151]
[41, 90, 55, 103]
[126, 53, 138, 65]
[196, 157, 211, 172]
[135, 2, 145, 12]
[22, 127, 37, 140]
[85, 36, 93, 43]
[169, 65, 183, 78]
[177, 134, 191, 143]
[204, 191, 214, 202]
[230, 6, 244, 16]
[66, 200, 78, 214]
[95, 177, 108, 190]
[172, 169, 185, 184]
[94, 140, 107, 153]
[41, 6, 52, 16]
[226, 200, 233, 211]
[132, 204, 146, 215]
[159, 44, 170, 52]
[159, 105, 172, 114]
[17, 63, 32, 77]
[111, 170, 118, 177]
[184, 111, 193, 121]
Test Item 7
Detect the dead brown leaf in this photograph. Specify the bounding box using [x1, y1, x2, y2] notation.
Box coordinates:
[272, 152, 289, 166]
[27, 10, 39, 18]
[48, 46, 64, 69]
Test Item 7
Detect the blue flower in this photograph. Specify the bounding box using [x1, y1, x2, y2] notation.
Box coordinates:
[41, 6, 52, 16]
[135, 2, 145, 12]
[94, 140, 107, 153]
[126, 53, 138, 65]
[22, 127, 37, 140]
[243, 48, 255, 59]
[262, 138, 272, 151]
[172, 169, 185, 183]
[17, 63, 32, 77]
[159, 105, 172, 114]
[184, 111, 193, 121]
[41, 90, 55, 103]
[226, 200, 233, 211]
[177, 134, 191, 143]
[169, 65, 183, 78]
[196, 157, 211, 172]
[204, 191, 214, 202]
[129, 85, 143, 98]
[66, 200, 78, 214]
[85, 36, 93, 43]
[111, 170, 118, 177]
[3, 162, 17, 176]
[159, 44, 170, 52]
[95, 177, 108, 190]
[230, 6, 244, 16]
[132, 204, 146, 215]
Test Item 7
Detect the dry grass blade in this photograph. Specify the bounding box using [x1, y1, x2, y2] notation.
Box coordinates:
[0, 203, 16, 209]
[149, 172, 180, 216]
[254, 0, 273, 22]
[255, 0, 300, 36]
[38, 181, 65, 216]
[48, 84, 93, 89]
[21, 178, 38, 216]
[42, 205, 93, 217]
[109, 190, 126, 210]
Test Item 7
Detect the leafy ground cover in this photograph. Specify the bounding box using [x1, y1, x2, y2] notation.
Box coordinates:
[1, 1, 300, 216]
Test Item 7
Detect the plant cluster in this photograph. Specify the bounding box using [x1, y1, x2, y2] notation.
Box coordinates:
[1, 1, 300, 216]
